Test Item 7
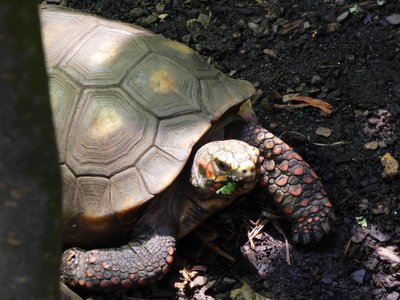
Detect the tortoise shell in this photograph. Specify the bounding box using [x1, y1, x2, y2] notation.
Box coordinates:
[40, 6, 254, 247]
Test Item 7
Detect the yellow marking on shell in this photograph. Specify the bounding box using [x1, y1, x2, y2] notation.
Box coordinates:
[149, 69, 176, 94]
[164, 40, 194, 54]
[90, 107, 123, 139]
[90, 39, 122, 68]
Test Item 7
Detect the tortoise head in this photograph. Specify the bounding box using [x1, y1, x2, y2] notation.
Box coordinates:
[191, 140, 259, 197]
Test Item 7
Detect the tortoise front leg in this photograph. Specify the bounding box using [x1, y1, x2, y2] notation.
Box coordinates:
[61, 235, 176, 291]
[61, 190, 178, 292]
[239, 124, 335, 244]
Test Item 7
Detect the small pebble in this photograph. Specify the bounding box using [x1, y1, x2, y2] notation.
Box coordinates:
[129, 8, 145, 18]
[248, 21, 259, 31]
[263, 48, 278, 59]
[182, 34, 192, 43]
[350, 269, 366, 284]
[358, 198, 368, 210]
[315, 127, 332, 137]
[295, 83, 306, 92]
[364, 141, 378, 150]
[321, 277, 332, 285]
[377, 141, 387, 148]
[189, 275, 207, 288]
[155, 2, 165, 13]
[364, 257, 379, 271]
[232, 32, 241, 38]
[386, 13, 400, 25]
[311, 75, 323, 85]
[222, 277, 236, 284]
[354, 110, 365, 117]
[303, 21, 311, 29]
[337, 11, 349, 23]
[142, 15, 158, 25]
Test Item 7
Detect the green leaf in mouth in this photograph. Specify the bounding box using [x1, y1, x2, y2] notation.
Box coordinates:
[216, 182, 236, 195]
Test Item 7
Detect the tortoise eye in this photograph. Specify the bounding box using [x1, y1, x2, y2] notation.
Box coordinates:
[215, 158, 231, 172]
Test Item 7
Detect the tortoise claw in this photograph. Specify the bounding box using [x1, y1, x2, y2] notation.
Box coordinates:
[292, 212, 335, 245]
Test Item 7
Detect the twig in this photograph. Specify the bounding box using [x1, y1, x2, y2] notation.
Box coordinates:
[282, 131, 352, 147]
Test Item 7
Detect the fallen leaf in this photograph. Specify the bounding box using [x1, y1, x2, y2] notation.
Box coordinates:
[327, 22, 338, 32]
[380, 152, 399, 179]
[230, 282, 270, 300]
[372, 273, 400, 288]
[369, 226, 391, 242]
[175, 265, 203, 290]
[356, 216, 368, 228]
[376, 246, 400, 264]
[286, 95, 333, 114]
[279, 19, 304, 35]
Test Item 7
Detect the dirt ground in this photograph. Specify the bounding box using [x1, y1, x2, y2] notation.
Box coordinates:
[48, 0, 400, 299]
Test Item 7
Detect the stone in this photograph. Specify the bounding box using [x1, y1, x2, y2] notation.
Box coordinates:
[337, 11, 349, 23]
[364, 141, 378, 150]
[350, 269, 366, 284]
[315, 127, 332, 137]
[386, 14, 400, 25]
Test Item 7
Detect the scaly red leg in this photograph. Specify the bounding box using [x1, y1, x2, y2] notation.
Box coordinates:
[61, 235, 176, 292]
[239, 124, 335, 244]
[60, 189, 178, 292]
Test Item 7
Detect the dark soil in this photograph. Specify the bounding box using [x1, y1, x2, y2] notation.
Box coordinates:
[48, 0, 400, 299]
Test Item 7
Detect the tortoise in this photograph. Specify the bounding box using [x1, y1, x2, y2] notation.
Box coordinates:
[40, 5, 335, 292]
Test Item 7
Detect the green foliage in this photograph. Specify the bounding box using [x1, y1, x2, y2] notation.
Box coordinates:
[217, 182, 236, 195]
[356, 216, 368, 228]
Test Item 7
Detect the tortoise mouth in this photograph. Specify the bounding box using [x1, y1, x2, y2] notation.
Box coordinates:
[212, 176, 255, 195]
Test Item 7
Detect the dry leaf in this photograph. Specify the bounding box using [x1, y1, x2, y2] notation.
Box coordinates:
[380, 152, 399, 179]
[279, 19, 304, 34]
[289, 95, 333, 114]
[327, 22, 338, 32]
[175, 265, 203, 290]
[376, 246, 400, 264]
[191, 265, 208, 272]
[230, 282, 270, 300]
